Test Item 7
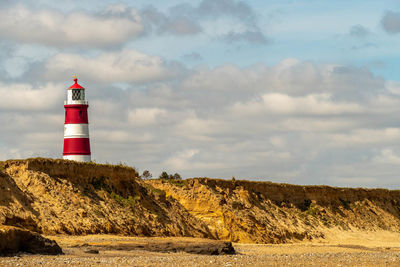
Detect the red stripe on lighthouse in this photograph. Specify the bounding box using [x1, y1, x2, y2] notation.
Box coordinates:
[64, 105, 89, 124]
[63, 138, 91, 155]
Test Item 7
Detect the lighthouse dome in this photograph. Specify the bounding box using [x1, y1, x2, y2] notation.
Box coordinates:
[68, 78, 85, 89]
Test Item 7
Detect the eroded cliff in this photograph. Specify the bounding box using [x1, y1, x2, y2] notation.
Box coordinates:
[148, 178, 400, 243]
[0, 158, 211, 238]
[1, 158, 400, 244]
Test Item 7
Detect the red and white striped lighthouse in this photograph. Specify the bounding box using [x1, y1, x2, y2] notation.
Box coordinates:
[63, 76, 91, 162]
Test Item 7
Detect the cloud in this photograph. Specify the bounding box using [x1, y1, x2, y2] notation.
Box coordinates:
[232, 93, 363, 115]
[128, 108, 167, 126]
[373, 149, 400, 164]
[141, 6, 202, 36]
[182, 64, 263, 92]
[349, 24, 370, 38]
[0, 82, 64, 111]
[327, 128, 400, 147]
[163, 149, 199, 170]
[157, 0, 267, 44]
[174, 115, 222, 141]
[196, 0, 256, 26]
[0, 4, 143, 48]
[44, 49, 178, 83]
[0, 2, 267, 47]
[381, 11, 400, 34]
[385, 81, 400, 95]
[220, 30, 269, 45]
[350, 43, 378, 50]
[181, 59, 384, 98]
[1, 58, 399, 188]
[181, 52, 203, 62]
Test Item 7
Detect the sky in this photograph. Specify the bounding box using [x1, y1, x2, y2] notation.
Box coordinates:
[1, 0, 400, 188]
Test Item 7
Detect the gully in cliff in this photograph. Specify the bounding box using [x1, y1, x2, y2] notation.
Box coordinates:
[63, 76, 92, 162]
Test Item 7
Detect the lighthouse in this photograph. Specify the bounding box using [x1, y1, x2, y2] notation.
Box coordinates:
[63, 76, 91, 162]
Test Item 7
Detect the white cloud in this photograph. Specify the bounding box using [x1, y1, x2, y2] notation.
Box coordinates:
[327, 128, 400, 146]
[94, 130, 153, 143]
[232, 93, 363, 115]
[128, 108, 167, 126]
[182, 64, 262, 92]
[269, 136, 286, 148]
[385, 81, 400, 95]
[164, 149, 199, 170]
[44, 49, 174, 83]
[0, 82, 64, 110]
[1, 58, 399, 188]
[175, 116, 221, 137]
[373, 149, 400, 164]
[0, 5, 143, 48]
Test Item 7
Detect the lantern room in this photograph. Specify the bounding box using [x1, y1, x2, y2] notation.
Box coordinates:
[66, 77, 87, 105]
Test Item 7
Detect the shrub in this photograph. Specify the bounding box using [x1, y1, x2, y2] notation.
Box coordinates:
[158, 171, 182, 180]
[110, 192, 139, 209]
[171, 173, 182, 180]
[141, 170, 152, 180]
[159, 171, 169, 180]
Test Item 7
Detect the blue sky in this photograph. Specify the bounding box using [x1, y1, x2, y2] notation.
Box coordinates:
[1, 0, 400, 188]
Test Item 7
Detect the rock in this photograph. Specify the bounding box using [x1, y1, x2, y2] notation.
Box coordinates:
[0, 226, 63, 255]
[84, 238, 236, 255]
[84, 249, 99, 254]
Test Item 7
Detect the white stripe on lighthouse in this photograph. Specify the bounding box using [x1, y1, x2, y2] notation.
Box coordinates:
[64, 124, 89, 138]
[63, 155, 91, 161]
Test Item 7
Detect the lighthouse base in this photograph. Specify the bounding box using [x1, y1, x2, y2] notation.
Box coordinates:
[63, 155, 91, 162]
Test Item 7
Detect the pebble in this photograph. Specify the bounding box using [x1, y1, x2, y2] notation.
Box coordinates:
[0, 251, 399, 267]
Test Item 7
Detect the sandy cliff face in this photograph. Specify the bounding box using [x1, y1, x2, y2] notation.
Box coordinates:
[0, 159, 210, 237]
[1, 158, 400, 244]
[148, 178, 400, 243]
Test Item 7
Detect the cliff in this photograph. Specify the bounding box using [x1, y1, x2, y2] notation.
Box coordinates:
[0, 158, 211, 237]
[148, 178, 400, 243]
[1, 158, 400, 244]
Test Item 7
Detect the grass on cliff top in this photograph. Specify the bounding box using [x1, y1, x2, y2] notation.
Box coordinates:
[4, 157, 138, 174]
[154, 178, 187, 187]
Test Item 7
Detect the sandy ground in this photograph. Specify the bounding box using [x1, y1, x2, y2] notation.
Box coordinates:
[1, 229, 400, 266]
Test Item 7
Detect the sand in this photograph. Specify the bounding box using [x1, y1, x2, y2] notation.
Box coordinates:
[1, 229, 400, 266]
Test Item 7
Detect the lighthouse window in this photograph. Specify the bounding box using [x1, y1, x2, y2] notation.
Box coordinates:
[72, 89, 81, 100]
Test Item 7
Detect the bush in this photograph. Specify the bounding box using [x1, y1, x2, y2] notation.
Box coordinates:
[110, 192, 139, 208]
[172, 173, 182, 180]
[158, 171, 182, 180]
[159, 171, 170, 180]
[141, 170, 152, 180]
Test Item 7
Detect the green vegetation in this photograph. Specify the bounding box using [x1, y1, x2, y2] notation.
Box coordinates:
[159, 171, 182, 180]
[339, 198, 351, 210]
[151, 188, 166, 197]
[90, 176, 110, 191]
[141, 170, 152, 180]
[306, 203, 319, 217]
[158, 171, 185, 186]
[110, 192, 140, 209]
[298, 199, 312, 212]
[169, 179, 187, 187]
